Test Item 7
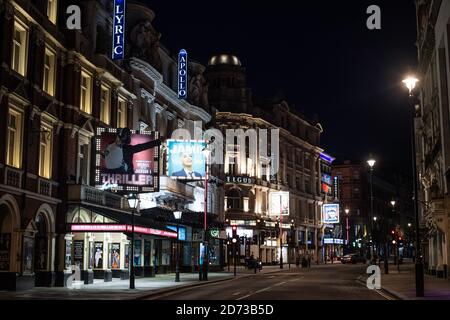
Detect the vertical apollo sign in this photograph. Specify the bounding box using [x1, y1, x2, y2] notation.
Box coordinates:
[178, 49, 188, 99]
[112, 0, 126, 60]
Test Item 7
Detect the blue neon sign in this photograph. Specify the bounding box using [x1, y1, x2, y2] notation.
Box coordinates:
[112, 0, 126, 60]
[178, 49, 188, 99]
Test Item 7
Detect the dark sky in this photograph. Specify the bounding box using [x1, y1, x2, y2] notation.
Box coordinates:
[144, 0, 418, 179]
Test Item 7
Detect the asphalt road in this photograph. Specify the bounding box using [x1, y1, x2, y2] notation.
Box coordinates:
[148, 264, 388, 300]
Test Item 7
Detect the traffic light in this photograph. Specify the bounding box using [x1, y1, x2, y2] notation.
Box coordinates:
[253, 235, 258, 245]
[240, 236, 245, 245]
[232, 225, 237, 237]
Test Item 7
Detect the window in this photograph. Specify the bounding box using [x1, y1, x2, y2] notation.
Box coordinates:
[226, 189, 241, 210]
[39, 122, 53, 179]
[100, 85, 111, 124]
[47, 0, 58, 24]
[77, 137, 91, 184]
[117, 98, 127, 128]
[43, 48, 56, 96]
[80, 70, 92, 113]
[6, 106, 24, 168]
[11, 20, 28, 76]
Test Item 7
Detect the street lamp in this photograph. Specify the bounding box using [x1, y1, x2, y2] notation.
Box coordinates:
[367, 157, 376, 258]
[174, 211, 182, 282]
[201, 137, 215, 281]
[402, 75, 424, 297]
[127, 194, 139, 290]
[344, 209, 350, 253]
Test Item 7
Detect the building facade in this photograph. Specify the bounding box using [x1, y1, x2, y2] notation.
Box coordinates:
[415, 0, 450, 278]
[205, 54, 326, 265]
[0, 0, 222, 290]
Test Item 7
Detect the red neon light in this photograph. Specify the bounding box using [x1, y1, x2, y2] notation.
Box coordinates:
[70, 224, 177, 238]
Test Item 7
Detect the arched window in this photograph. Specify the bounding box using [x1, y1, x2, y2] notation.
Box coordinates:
[226, 189, 241, 210]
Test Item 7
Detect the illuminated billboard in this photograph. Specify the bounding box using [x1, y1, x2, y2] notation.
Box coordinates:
[167, 140, 206, 180]
[95, 128, 160, 193]
[322, 203, 340, 224]
[112, 0, 126, 60]
[269, 192, 290, 216]
[178, 49, 188, 99]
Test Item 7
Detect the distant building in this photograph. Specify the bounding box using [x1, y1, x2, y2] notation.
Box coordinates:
[415, 0, 450, 278]
[206, 54, 326, 265]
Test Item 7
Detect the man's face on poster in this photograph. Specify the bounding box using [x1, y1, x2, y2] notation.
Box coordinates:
[181, 152, 193, 168]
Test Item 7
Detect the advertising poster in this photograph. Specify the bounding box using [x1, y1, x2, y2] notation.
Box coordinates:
[89, 241, 95, 269]
[35, 236, 47, 270]
[134, 240, 142, 266]
[65, 240, 72, 270]
[124, 244, 129, 269]
[268, 192, 290, 216]
[73, 240, 84, 268]
[0, 233, 11, 271]
[94, 242, 104, 269]
[322, 203, 340, 224]
[111, 243, 120, 269]
[95, 128, 160, 193]
[167, 140, 206, 180]
[144, 240, 151, 266]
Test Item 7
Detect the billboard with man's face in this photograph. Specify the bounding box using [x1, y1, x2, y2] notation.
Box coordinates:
[95, 128, 160, 193]
[322, 203, 340, 224]
[167, 140, 206, 180]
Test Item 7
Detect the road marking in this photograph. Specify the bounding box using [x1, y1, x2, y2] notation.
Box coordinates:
[232, 292, 241, 296]
[273, 281, 287, 287]
[236, 287, 271, 300]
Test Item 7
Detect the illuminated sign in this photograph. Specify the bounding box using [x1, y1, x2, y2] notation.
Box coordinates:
[269, 192, 290, 216]
[226, 176, 254, 185]
[167, 226, 186, 241]
[334, 176, 338, 199]
[95, 128, 160, 193]
[210, 229, 220, 238]
[112, 0, 126, 60]
[70, 224, 177, 238]
[167, 140, 206, 180]
[324, 238, 344, 245]
[320, 152, 335, 163]
[321, 173, 332, 185]
[178, 49, 188, 99]
[322, 203, 340, 224]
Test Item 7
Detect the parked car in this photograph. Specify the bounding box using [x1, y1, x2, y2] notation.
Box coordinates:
[341, 254, 367, 264]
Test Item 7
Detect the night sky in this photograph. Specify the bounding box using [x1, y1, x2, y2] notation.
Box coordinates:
[145, 0, 418, 180]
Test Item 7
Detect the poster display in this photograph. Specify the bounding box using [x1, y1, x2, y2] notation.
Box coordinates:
[322, 203, 340, 224]
[144, 240, 151, 266]
[167, 140, 206, 180]
[134, 240, 142, 266]
[268, 192, 290, 216]
[124, 244, 130, 269]
[110, 243, 120, 269]
[88, 241, 95, 269]
[94, 242, 104, 269]
[22, 236, 34, 274]
[65, 240, 72, 270]
[95, 128, 160, 193]
[73, 240, 84, 268]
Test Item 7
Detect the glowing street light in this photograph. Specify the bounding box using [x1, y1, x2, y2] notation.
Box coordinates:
[402, 77, 419, 96]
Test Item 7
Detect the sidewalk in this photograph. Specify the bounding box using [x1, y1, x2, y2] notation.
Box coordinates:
[379, 263, 450, 300]
[0, 266, 286, 300]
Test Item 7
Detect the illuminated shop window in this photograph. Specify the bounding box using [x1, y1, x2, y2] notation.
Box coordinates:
[43, 47, 56, 96]
[80, 70, 92, 114]
[39, 122, 53, 179]
[100, 85, 111, 124]
[47, 0, 58, 24]
[117, 97, 127, 128]
[6, 106, 24, 168]
[11, 19, 28, 76]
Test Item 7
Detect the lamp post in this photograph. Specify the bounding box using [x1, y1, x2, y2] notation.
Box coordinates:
[201, 138, 214, 281]
[174, 211, 182, 282]
[402, 76, 424, 297]
[390, 200, 399, 272]
[127, 194, 139, 289]
[345, 208, 350, 253]
[367, 157, 376, 258]
[278, 216, 283, 269]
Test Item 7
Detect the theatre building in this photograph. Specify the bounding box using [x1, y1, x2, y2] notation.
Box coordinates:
[0, 0, 222, 290]
[206, 54, 326, 265]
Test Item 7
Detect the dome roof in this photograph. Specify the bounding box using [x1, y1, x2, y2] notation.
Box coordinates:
[208, 54, 242, 66]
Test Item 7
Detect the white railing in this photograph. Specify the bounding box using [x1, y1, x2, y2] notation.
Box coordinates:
[68, 184, 127, 210]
